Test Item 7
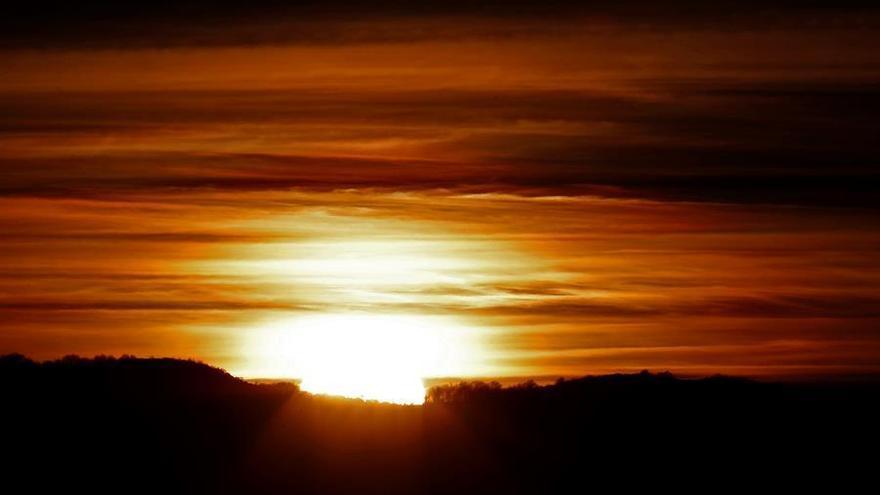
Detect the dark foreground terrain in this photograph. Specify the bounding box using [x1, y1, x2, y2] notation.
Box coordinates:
[2, 354, 877, 493]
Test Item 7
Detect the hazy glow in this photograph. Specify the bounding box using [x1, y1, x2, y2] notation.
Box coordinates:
[242, 313, 480, 404]
[215, 213, 520, 401]
[235, 238, 475, 288]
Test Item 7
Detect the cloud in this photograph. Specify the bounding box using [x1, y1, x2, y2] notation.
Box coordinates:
[0, 301, 306, 311]
[385, 292, 880, 320]
[1, 80, 878, 207]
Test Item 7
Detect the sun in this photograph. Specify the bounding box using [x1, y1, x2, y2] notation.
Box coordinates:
[241, 313, 478, 404]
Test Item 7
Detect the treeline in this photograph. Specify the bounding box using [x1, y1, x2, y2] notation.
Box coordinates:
[2, 354, 877, 494]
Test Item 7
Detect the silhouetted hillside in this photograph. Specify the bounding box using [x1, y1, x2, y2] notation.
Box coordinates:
[1, 353, 260, 394]
[2, 355, 877, 494]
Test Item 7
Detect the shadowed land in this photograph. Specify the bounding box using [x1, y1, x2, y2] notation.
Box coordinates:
[2, 354, 877, 493]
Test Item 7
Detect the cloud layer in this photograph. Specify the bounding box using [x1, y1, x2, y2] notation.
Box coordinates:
[1, 3, 879, 378]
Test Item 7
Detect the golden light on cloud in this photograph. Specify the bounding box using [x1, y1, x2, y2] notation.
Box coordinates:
[241, 313, 482, 404]
[5, 185, 879, 385]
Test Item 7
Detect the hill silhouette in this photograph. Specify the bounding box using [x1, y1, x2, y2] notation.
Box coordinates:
[2, 354, 877, 493]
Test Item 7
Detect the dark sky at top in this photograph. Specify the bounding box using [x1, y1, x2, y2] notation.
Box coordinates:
[4, 1, 879, 47]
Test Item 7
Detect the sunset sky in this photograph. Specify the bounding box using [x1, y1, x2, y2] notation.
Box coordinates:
[2, 1, 879, 382]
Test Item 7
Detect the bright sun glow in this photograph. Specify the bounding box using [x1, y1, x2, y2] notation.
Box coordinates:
[242, 313, 480, 404]
[216, 214, 518, 403]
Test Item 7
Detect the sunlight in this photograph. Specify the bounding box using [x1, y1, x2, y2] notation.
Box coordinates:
[211, 212, 531, 398]
[242, 313, 480, 404]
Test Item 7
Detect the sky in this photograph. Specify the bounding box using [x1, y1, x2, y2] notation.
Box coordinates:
[2, 1, 879, 380]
